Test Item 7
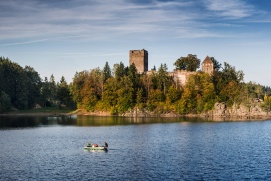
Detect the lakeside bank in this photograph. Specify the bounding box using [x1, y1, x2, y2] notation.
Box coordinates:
[3, 108, 271, 122]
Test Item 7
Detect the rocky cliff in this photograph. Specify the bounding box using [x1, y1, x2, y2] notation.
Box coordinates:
[80, 99, 271, 120]
[208, 99, 271, 119]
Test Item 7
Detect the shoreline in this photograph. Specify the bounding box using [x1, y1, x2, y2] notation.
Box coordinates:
[2, 110, 271, 121]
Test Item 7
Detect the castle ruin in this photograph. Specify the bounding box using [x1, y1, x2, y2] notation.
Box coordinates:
[129, 49, 148, 73]
[172, 56, 214, 86]
[170, 70, 197, 86]
[129, 49, 214, 86]
[202, 56, 214, 74]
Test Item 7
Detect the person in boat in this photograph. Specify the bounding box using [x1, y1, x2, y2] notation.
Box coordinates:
[93, 143, 98, 147]
[104, 142, 108, 148]
[87, 142, 92, 147]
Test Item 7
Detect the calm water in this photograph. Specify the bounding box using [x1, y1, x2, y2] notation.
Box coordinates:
[1, 116, 271, 180]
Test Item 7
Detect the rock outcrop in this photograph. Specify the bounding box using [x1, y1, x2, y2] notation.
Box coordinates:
[208, 99, 271, 119]
[212, 102, 226, 117]
[121, 108, 179, 117]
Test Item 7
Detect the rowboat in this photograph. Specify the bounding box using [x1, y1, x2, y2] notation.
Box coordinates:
[84, 146, 108, 151]
[84, 142, 108, 151]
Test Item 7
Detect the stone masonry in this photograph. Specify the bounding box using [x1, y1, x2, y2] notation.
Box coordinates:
[129, 49, 148, 73]
[202, 56, 214, 74]
[172, 56, 214, 86]
[129, 50, 214, 87]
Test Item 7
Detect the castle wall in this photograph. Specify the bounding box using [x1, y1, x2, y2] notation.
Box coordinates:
[171, 56, 214, 86]
[129, 51, 214, 87]
[171, 70, 196, 87]
[129, 49, 148, 73]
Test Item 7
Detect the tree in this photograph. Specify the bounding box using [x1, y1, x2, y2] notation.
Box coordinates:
[147, 89, 166, 111]
[221, 62, 244, 84]
[71, 71, 88, 108]
[136, 88, 144, 109]
[174, 54, 200, 71]
[210, 57, 222, 71]
[40, 77, 50, 107]
[128, 63, 138, 83]
[49, 74, 57, 103]
[255, 84, 264, 99]
[24, 66, 42, 108]
[141, 73, 153, 98]
[263, 95, 271, 111]
[197, 74, 216, 112]
[166, 85, 182, 104]
[212, 62, 245, 105]
[117, 76, 134, 113]
[157, 63, 171, 94]
[113, 62, 126, 80]
[57, 76, 72, 107]
[219, 81, 241, 106]
[178, 86, 197, 114]
[128, 63, 140, 98]
[90, 68, 103, 99]
[80, 75, 98, 111]
[103, 62, 112, 83]
[102, 77, 119, 110]
[178, 72, 216, 113]
[0, 57, 28, 109]
[0, 91, 11, 113]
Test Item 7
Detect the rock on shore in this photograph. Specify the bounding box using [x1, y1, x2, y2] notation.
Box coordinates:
[76, 99, 271, 120]
[208, 99, 271, 119]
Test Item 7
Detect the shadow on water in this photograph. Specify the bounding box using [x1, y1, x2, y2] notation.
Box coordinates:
[0, 115, 77, 129]
[0, 115, 224, 128]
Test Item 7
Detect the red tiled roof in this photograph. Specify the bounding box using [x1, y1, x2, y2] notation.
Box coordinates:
[202, 56, 212, 64]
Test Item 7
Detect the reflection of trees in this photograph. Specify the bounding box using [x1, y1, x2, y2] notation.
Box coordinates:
[0, 116, 77, 128]
[76, 116, 124, 126]
[0, 115, 216, 128]
[75, 116, 209, 126]
[0, 116, 43, 128]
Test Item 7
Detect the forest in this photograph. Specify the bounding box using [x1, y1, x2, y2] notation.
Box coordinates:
[1, 55, 271, 115]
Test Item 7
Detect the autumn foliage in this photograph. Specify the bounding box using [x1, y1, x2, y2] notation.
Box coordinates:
[70, 58, 270, 115]
[1, 56, 271, 114]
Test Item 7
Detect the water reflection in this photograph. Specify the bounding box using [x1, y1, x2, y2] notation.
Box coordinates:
[75, 116, 212, 126]
[0, 115, 258, 128]
[0, 115, 76, 128]
[0, 117, 270, 180]
[0, 116, 44, 128]
[0, 115, 221, 128]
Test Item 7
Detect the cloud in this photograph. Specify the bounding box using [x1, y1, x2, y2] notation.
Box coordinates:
[0, 39, 48, 47]
[203, 0, 255, 19]
[0, 0, 268, 44]
[0, 0, 210, 41]
[0, 35, 95, 47]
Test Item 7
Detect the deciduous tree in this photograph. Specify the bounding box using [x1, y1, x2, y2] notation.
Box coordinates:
[174, 54, 200, 71]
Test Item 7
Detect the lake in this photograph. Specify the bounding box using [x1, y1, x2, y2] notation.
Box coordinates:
[1, 115, 271, 180]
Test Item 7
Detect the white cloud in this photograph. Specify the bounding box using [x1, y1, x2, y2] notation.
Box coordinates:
[0, 0, 268, 44]
[0, 0, 210, 41]
[203, 0, 255, 19]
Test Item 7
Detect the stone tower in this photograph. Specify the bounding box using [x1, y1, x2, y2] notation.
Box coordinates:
[202, 56, 214, 74]
[129, 49, 148, 73]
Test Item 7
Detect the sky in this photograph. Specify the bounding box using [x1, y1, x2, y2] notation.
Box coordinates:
[1, 0, 271, 86]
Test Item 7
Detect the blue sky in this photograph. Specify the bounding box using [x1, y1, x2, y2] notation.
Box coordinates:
[1, 0, 271, 86]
